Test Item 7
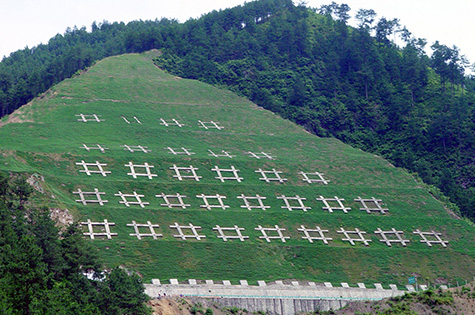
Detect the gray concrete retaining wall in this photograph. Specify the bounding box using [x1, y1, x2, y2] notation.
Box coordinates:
[145, 280, 406, 314]
[201, 297, 347, 314]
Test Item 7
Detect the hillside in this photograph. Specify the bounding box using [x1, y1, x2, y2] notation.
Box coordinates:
[1, 51, 474, 287]
[1, 0, 475, 226]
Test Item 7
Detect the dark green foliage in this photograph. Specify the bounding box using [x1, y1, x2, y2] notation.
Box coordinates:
[227, 306, 241, 315]
[381, 290, 454, 314]
[1, 0, 475, 221]
[314, 289, 454, 314]
[190, 305, 204, 315]
[96, 268, 150, 315]
[0, 173, 151, 315]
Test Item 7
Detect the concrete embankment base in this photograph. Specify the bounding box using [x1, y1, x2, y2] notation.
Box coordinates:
[145, 282, 404, 314]
[202, 297, 348, 314]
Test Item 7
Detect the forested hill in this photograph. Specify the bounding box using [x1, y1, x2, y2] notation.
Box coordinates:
[1, 0, 475, 219]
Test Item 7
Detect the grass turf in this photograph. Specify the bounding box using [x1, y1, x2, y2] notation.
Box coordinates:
[1, 51, 474, 287]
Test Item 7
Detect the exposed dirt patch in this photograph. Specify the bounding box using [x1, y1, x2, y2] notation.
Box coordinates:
[0, 110, 34, 128]
[149, 298, 189, 315]
[5, 114, 34, 124]
[50, 208, 74, 227]
[148, 297, 251, 315]
[0, 89, 60, 128]
[26, 173, 45, 193]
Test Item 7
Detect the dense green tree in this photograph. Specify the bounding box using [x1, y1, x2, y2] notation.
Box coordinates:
[431, 42, 468, 94]
[355, 8, 376, 30]
[375, 17, 400, 45]
[97, 268, 150, 315]
[0, 173, 151, 314]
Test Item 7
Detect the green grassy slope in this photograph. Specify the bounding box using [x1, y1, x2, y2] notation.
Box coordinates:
[1, 51, 474, 287]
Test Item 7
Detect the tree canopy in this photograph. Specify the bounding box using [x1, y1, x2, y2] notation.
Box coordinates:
[0, 172, 151, 315]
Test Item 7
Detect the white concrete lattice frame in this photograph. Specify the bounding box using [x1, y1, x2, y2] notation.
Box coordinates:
[299, 171, 329, 184]
[208, 149, 236, 158]
[237, 194, 270, 211]
[316, 196, 351, 213]
[127, 221, 162, 240]
[211, 165, 243, 182]
[125, 162, 157, 179]
[121, 116, 142, 124]
[165, 147, 195, 156]
[170, 164, 202, 181]
[255, 168, 287, 183]
[114, 191, 149, 208]
[169, 222, 206, 240]
[196, 194, 229, 210]
[374, 228, 410, 247]
[337, 228, 372, 246]
[413, 229, 449, 247]
[81, 219, 117, 239]
[76, 114, 104, 122]
[198, 120, 224, 130]
[73, 188, 108, 205]
[255, 225, 290, 243]
[155, 193, 190, 209]
[75, 160, 111, 176]
[159, 118, 185, 127]
[80, 143, 109, 153]
[355, 197, 389, 214]
[298, 225, 333, 244]
[121, 145, 151, 153]
[247, 151, 275, 160]
[213, 225, 249, 242]
[277, 195, 311, 212]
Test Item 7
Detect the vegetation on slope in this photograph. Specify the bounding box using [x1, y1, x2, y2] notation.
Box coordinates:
[0, 172, 150, 314]
[1, 52, 474, 285]
[315, 284, 475, 314]
[1, 0, 475, 222]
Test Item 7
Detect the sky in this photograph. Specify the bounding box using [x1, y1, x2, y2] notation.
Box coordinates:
[0, 0, 474, 67]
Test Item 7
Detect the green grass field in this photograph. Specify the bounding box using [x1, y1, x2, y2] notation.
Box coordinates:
[1, 51, 474, 287]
